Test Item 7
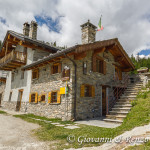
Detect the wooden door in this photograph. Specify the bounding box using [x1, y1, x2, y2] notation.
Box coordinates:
[16, 90, 23, 111]
[102, 86, 106, 116]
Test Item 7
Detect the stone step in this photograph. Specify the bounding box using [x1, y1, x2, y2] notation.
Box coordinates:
[109, 111, 129, 115]
[123, 93, 137, 96]
[112, 108, 131, 112]
[121, 95, 136, 98]
[116, 102, 131, 105]
[118, 99, 135, 102]
[124, 91, 138, 94]
[106, 115, 126, 121]
[114, 104, 132, 108]
[103, 118, 123, 123]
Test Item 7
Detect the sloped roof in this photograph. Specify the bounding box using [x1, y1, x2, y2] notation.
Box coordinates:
[0, 30, 59, 53]
[22, 38, 135, 71]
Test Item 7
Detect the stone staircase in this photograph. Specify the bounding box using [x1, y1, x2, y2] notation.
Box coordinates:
[103, 80, 143, 124]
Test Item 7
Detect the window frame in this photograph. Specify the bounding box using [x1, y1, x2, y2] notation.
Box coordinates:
[51, 62, 62, 74]
[93, 55, 106, 75]
[48, 91, 61, 104]
[29, 92, 38, 103]
[80, 84, 95, 98]
[32, 69, 39, 79]
[39, 94, 46, 103]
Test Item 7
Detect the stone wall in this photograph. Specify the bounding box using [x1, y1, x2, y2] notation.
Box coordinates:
[73, 51, 116, 120]
[24, 57, 75, 120]
[1, 48, 124, 121]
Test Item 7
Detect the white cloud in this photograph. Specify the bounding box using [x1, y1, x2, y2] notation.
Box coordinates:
[0, 0, 150, 56]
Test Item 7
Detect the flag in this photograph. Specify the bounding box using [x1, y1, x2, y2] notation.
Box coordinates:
[97, 17, 104, 31]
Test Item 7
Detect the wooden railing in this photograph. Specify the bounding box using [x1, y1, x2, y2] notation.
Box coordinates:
[106, 73, 129, 114]
[0, 51, 27, 65]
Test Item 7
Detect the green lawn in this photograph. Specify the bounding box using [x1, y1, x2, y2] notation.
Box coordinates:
[14, 92, 150, 150]
[0, 110, 7, 114]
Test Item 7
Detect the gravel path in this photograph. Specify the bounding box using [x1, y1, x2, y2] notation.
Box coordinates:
[0, 114, 50, 150]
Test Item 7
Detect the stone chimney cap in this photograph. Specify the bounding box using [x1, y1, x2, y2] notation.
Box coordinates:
[31, 20, 38, 27]
[80, 20, 97, 29]
[23, 22, 30, 26]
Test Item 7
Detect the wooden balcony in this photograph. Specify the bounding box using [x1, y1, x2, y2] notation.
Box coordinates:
[0, 51, 27, 70]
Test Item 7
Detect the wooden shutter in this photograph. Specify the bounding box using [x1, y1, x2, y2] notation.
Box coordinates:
[80, 84, 85, 97]
[29, 94, 31, 103]
[58, 63, 62, 73]
[48, 92, 51, 103]
[35, 92, 38, 103]
[91, 86, 95, 97]
[57, 91, 61, 103]
[38, 95, 41, 102]
[103, 61, 106, 75]
[92, 55, 97, 72]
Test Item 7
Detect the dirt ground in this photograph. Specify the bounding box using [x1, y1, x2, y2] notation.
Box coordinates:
[0, 114, 50, 150]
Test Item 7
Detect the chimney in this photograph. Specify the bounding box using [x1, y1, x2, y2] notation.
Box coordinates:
[23, 22, 30, 36]
[29, 21, 38, 40]
[80, 20, 97, 44]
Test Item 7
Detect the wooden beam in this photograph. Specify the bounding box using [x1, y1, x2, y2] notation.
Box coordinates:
[93, 47, 105, 56]
[74, 52, 87, 60]
[115, 56, 124, 62]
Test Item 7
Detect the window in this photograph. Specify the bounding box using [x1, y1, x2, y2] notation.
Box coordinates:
[83, 62, 87, 74]
[38, 94, 46, 102]
[32, 69, 39, 79]
[51, 63, 61, 74]
[93, 55, 106, 74]
[80, 84, 95, 97]
[31, 94, 35, 102]
[29, 93, 38, 103]
[48, 91, 61, 104]
[96, 59, 104, 73]
[12, 73, 14, 82]
[62, 69, 70, 80]
[21, 70, 24, 79]
[51, 92, 57, 103]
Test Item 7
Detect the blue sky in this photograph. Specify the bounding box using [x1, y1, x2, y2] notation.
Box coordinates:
[35, 15, 62, 33]
[138, 49, 150, 56]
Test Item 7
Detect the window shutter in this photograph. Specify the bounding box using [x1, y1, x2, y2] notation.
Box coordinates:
[92, 55, 97, 72]
[58, 63, 62, 73]
[91, 86, 95, 97]
[38, 95, 41, 102]
[80, 84, 85, 97]
[57, 91, 61, 103]
[103, 61, 106, 75]
[35, 92, 38, 103]
[29, 94, 31, 103]
[48, 92, 51, 103]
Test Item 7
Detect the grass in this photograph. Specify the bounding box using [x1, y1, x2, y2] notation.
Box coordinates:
[14, 92, 150, 150]
[0, 110, 7, 114]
